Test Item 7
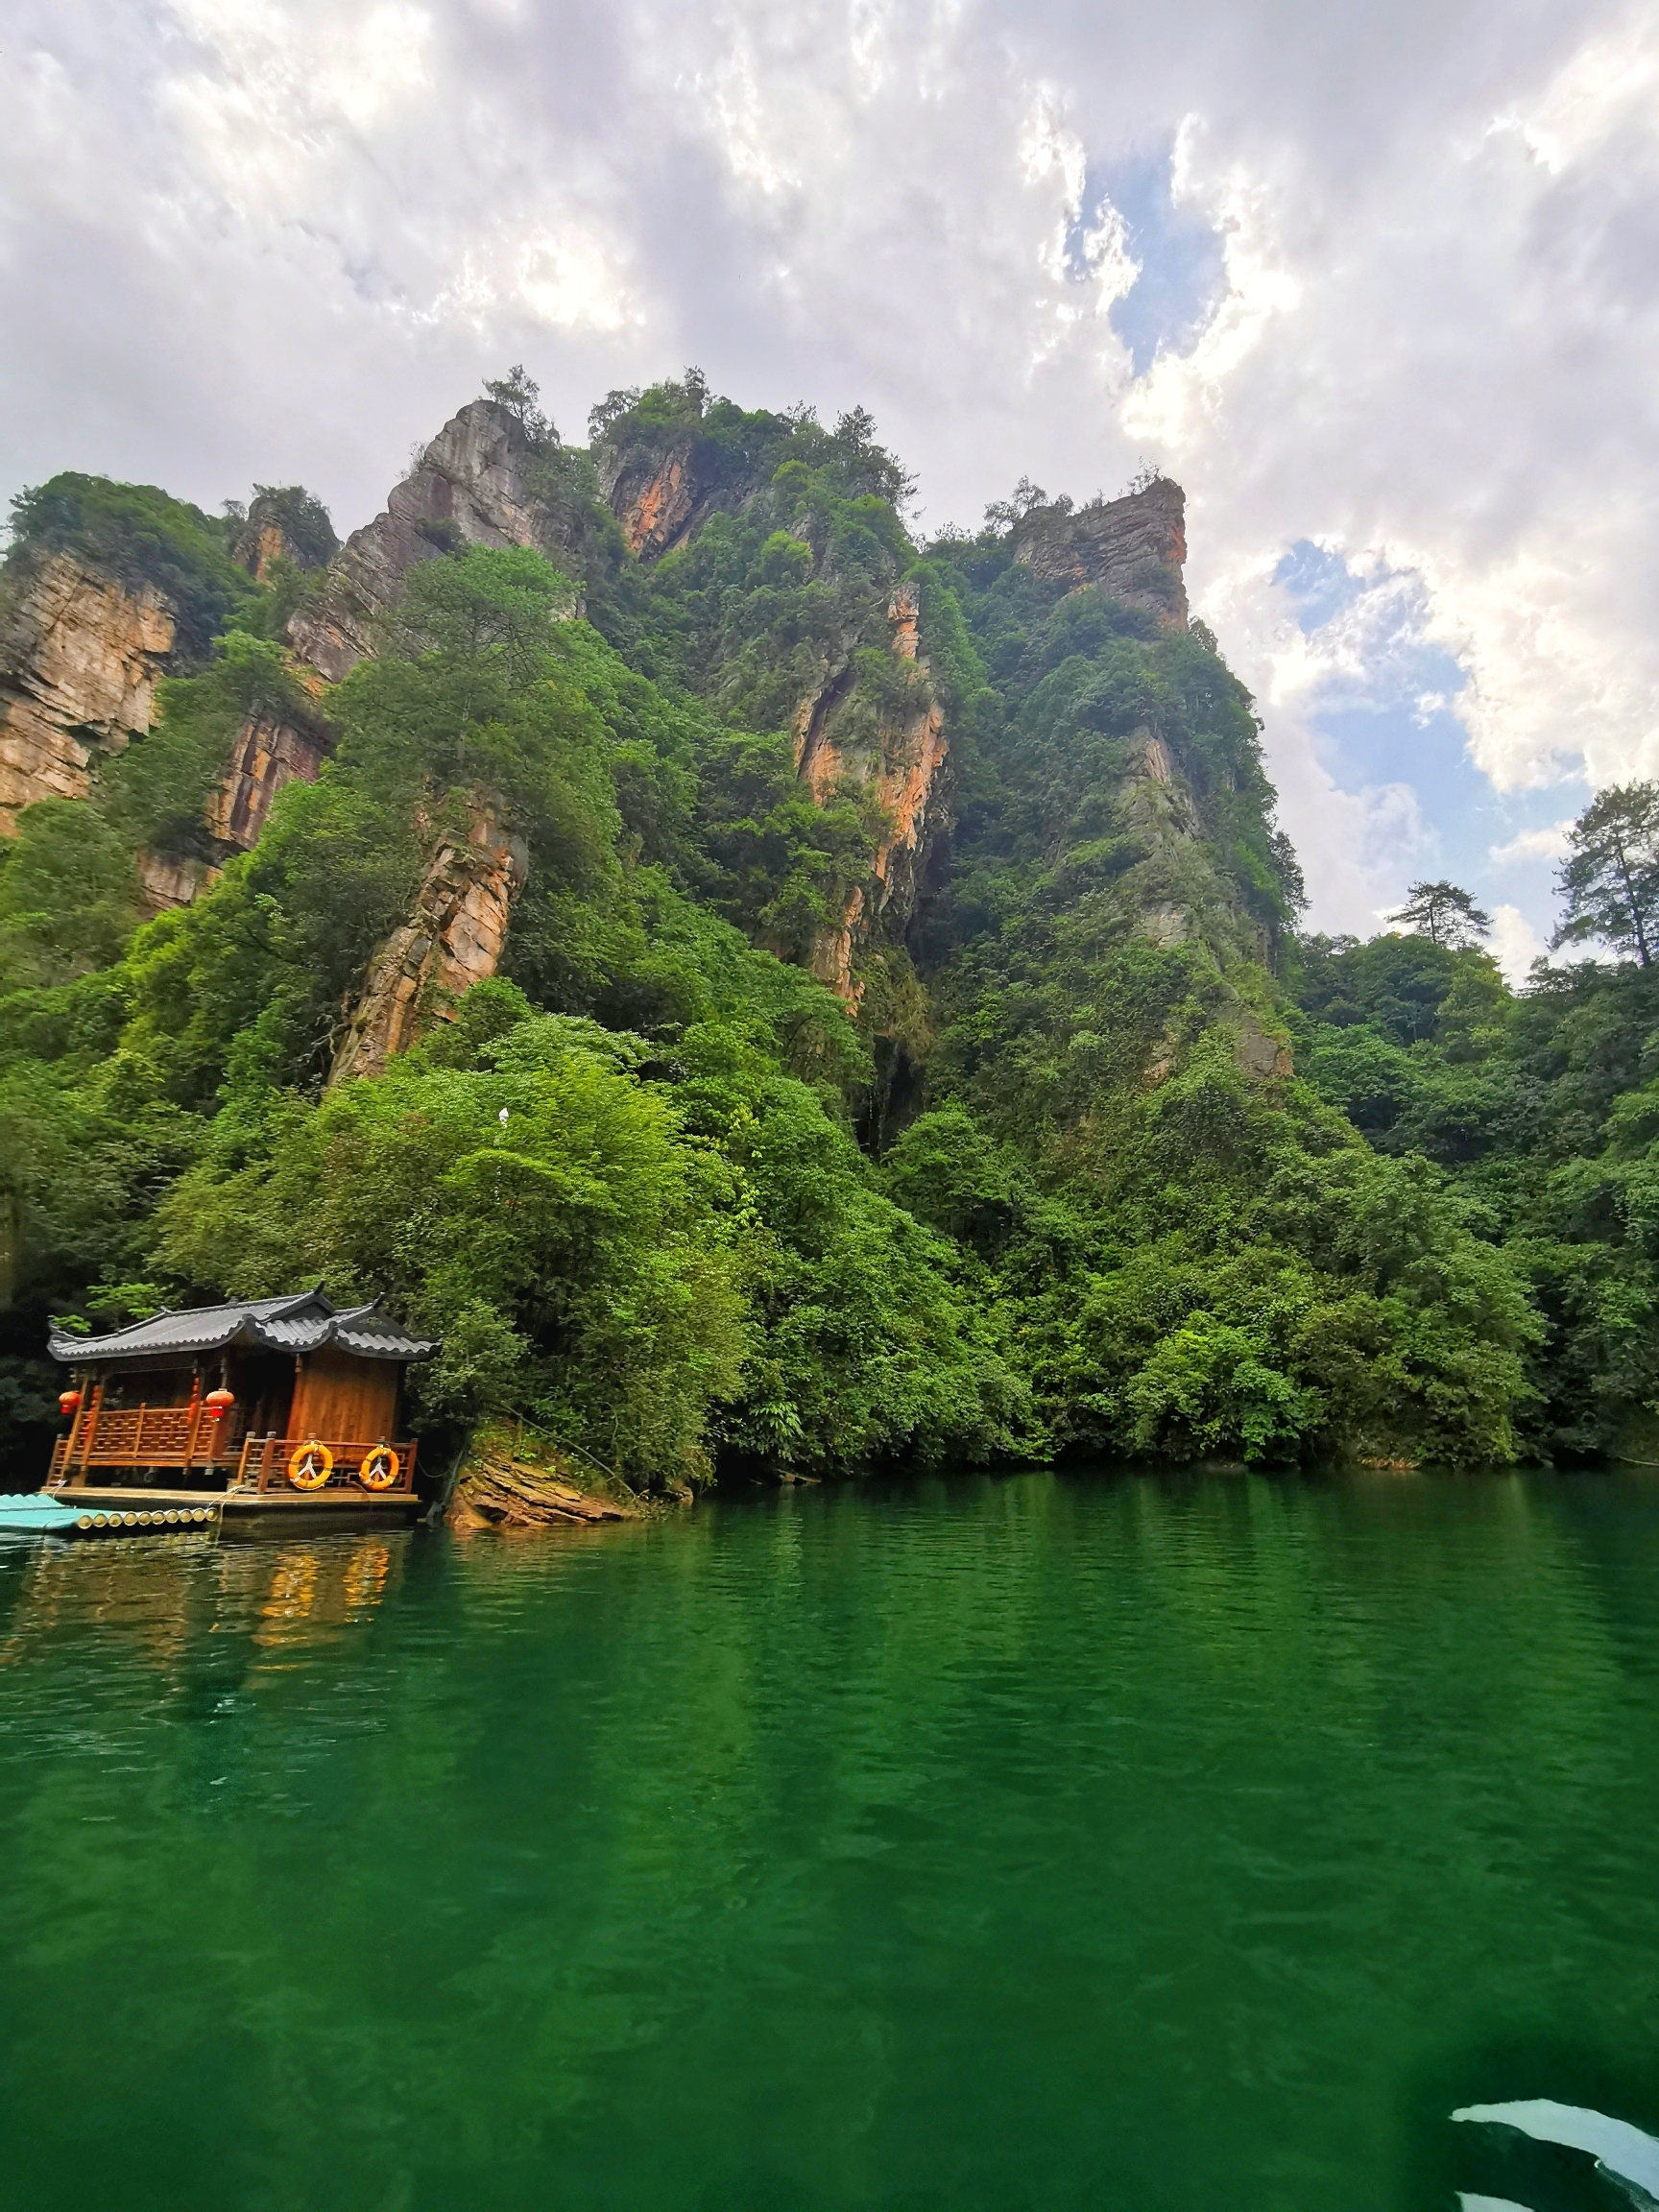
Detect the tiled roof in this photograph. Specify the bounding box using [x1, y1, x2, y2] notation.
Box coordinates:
[50, 1290, 437, 1366]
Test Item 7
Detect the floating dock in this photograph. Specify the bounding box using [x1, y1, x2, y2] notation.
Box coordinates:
[0, 1492, 220, 1538]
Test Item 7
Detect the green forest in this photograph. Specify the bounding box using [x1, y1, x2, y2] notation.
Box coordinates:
[4, 372, 1658, 1488]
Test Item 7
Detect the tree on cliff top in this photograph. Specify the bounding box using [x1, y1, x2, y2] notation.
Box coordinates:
[1552, 782, 1659, 967]
[483, 365, 556, 448]
[1385, 880, 1492, 950]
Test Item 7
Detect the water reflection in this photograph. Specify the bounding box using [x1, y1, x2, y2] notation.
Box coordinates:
[0, 1528, 407, 1681]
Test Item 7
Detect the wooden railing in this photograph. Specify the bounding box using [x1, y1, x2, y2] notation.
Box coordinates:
[233, 1435, 419, 1498]
[50, 1407, 245, 1484]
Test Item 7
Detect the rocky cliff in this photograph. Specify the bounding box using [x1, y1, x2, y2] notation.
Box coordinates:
[205, 706, 332, 852]
[1110, 723, 1292, 1079]
[0, 518, 333, 898]
[327, 802, 528, 1086]
[231, 487, 339, 584]
[288, 400, 578, 682]
[1011, 478, 1189, 627]
[793, 581, 951, 1003]
[0, 403, 567, 974]
[0, 551, 176, 836]
[595, 432, 740, 560]
[0, 395, 1241, 1085]
[126, 700, 336, 915]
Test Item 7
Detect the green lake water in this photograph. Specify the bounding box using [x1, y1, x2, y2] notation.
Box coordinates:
[3, 1467, 1658, 2212]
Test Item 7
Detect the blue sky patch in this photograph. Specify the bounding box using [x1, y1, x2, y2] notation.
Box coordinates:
[1064, 147, 1226, 375]
[1273, 540, 1369, 634]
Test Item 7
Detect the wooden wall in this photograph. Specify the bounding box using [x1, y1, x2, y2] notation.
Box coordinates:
[287, 1348, 400, 1442]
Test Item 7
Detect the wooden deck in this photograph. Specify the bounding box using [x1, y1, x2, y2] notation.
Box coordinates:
[60, 1484, 423, 1525]
[49, 1431, 421, 1517]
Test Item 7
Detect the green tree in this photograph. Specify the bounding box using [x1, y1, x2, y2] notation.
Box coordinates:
[0, 801, 142, 993]
[1552, 782, 1659, 966]
[482, 364, 554, 447]
[1385, 879, 1493, 950]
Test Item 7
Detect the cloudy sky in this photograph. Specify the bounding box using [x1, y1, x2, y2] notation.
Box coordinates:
[6, 0, 1658, 966]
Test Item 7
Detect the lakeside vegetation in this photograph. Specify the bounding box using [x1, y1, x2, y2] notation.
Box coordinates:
[3, 375, 1656, 1486]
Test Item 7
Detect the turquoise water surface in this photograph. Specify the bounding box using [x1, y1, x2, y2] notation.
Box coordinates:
[2, 1467, 1657, 2211]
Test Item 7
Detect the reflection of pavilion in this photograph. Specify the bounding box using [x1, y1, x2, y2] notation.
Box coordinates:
[47, 1292, 435, 1525]
[0, 1528, 406, 1674]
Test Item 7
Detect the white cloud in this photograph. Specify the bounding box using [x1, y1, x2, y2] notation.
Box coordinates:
[1490, 820, 1575, 866]
[1490, 902, 1549, 983]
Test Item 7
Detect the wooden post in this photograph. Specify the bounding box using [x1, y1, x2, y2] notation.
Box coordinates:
[58, 1373, 88, 1488]
[80, 1378, 104, 1472]
[183, 1374, 204, 1473]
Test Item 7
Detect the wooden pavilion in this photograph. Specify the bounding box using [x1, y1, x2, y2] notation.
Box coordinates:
[46, 1291, 436, 1522]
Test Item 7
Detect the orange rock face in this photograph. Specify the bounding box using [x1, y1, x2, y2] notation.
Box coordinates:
[0, 546, 332, 914]
[246, 524, 290, 584]
[594, 431, 748, 562]
[795, 582, 951, 1008]
[206, 708, 331, 852]
[0, 552, 176, 835]
[615, 451, 694, 558]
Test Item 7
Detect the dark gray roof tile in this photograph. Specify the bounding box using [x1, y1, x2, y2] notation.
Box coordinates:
[51, 1292, 436, 1365]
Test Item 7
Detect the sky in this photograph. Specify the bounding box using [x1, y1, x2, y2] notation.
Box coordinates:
[5, 0, 1659, 973]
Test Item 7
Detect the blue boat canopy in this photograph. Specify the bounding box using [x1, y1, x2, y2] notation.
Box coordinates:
[50, 1290, 437, 1366]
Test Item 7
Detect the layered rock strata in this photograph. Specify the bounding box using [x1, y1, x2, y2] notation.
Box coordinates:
[206, 706, 331, 851]
[327, 803, 528, 1086]
[289, 400, 576, 683]
[0, 552, 176, 835]
[0, 546, 331, 892]
[1012, 478, 1189, 628]
[793, 582, 951, 1004]
[447, 1428, 637, 1530]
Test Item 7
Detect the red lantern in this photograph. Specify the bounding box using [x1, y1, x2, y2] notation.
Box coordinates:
[58, 1389, 82, 1420]
[204, 1387, 235, 1420]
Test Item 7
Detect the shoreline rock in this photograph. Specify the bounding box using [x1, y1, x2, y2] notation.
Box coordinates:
[446, 1429, 640, 1531]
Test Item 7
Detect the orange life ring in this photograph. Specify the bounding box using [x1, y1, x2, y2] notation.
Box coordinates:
[358, 1445, 400, 1491]
[287, 1441, 334, 1491]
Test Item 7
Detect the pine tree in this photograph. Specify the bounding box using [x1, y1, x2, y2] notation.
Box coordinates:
[1552, 783, 1659, 967]
[1384, 880, 1492, 950]
[483, 366, 553, 448]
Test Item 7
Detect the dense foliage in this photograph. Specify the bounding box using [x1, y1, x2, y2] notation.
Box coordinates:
[1, 374, 1650, 1486]
[1293, 926, 1659, 1457]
